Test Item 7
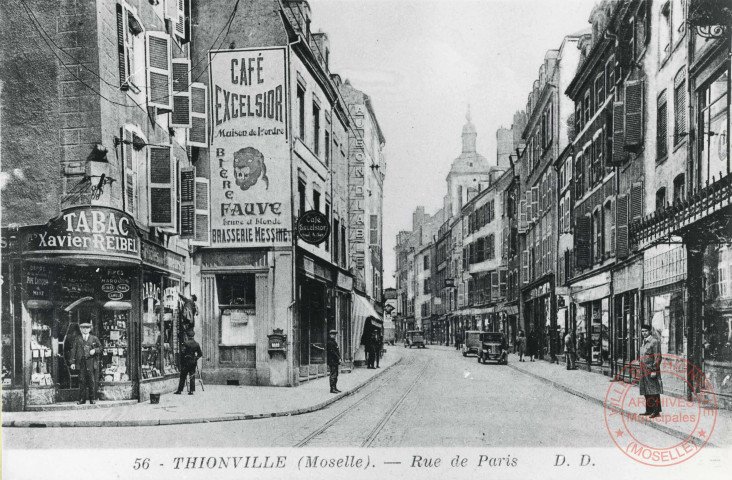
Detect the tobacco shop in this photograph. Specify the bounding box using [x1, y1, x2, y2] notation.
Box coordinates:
[0, 206, 189, 410]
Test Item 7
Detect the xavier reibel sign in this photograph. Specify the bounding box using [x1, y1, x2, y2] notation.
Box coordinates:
[209, 47, 291, 248]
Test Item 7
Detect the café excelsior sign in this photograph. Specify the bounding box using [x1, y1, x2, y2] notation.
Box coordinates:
[297, 210, 330, 246]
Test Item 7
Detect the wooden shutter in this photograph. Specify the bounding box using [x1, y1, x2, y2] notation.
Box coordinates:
[630, 182, 643, 221]
[491, 271, 499, 301]
[531, 186, 539, 221]
[146, 31, 172, 110]
[180, 166, 195, 238]
[189, 83, 208, 147]
[499, 269, 507, 298]
[148, 147, 175, 227]
[522, 250, 529, 284]
[122, 128, 136, 214]
[519, 200, 527, 232]
[191, 177, 210, 245]
[624, 81, 643, 148]
[610, 102, 625, 165]
[117, 4, 129, 90]
[171, 58, 191, 127]
[575, 215, 592, 269]
[616, 194, 629, 259]
[175, 0, 186, 40]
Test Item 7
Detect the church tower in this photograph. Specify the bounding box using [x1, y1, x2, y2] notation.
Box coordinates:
[446, 106, 493, 218]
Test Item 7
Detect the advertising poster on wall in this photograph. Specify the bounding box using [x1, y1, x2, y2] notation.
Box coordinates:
[208, 47, 291, 248]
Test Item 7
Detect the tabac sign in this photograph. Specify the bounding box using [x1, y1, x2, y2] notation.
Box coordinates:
[24, 207, 140, 262]
[209, 47, 291, 248]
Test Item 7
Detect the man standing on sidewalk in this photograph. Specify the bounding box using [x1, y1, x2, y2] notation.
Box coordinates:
[564, 331, 576, 370]
[71, 322, 102, 404]
[327, 329, 342, 394]
[639, 324, 663, 418]
[175, 331, 203, 395]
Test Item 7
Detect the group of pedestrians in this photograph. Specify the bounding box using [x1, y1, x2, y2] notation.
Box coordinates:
[514, 330, 539, 362]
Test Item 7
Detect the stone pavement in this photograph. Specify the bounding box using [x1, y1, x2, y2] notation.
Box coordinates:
[1, 352, 401, 428]
[506, 353, 731, 447]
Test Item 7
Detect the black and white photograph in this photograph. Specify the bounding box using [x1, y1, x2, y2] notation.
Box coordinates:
[1, 0, 731, 478]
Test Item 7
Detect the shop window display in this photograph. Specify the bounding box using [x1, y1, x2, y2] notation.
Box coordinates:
[704, 245, 732, 362]
[30, 310, 53, 386]
[142, 281, 162, 379]
[100, 311, 130, 383]
[141, 279, 181, 379]
[216, 274, 256, 346]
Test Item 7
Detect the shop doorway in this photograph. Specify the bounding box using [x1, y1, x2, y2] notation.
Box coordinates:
[56, 298, 98, 402]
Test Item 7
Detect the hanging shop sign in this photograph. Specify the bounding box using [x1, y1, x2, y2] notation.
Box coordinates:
[209, 47, 291, 248]
[296, 210, 331, 245]
[24, 207, 140, 261]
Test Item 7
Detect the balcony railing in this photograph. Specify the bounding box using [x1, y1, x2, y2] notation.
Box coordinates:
[631, 174, 732, 250]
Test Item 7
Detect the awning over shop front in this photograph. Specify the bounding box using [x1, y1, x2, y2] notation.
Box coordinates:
[352, 293, 382, 355]
[503, 305, 519, 315]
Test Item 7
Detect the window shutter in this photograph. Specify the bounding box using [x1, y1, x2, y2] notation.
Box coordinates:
[499, 269, 507, 298]
[531, 186, 539, 221]
[122, 128, 136, 214]
[191, 177, 210, 245]
[491, 271, 499, 301]
[610, 102, 625, 165]
[180, 166, 195, 238]
[522, 251, 529, 284]
[519, 200, 527, 232]
[616, 194, 629, 259]
[146, 31, 172, 110]
[148, 147, 175, 227]
[673, 73, 686, 145]
[564, 194, 570, 233]
[175, 0, 186, 40]
[575, 215, 592, 269]
[189, 83, 208, 147]
[630, 182, 643, 221]
[171, 59, 191, 127]
[624, 81, 643, 148]
[117, 4, 129, 90]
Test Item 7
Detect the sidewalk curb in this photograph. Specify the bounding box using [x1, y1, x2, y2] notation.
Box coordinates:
[507, 362, 718, 448]
[2, 356, 403, 429]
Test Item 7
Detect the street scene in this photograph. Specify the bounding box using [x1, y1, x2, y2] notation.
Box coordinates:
[2, 0, 732, 478]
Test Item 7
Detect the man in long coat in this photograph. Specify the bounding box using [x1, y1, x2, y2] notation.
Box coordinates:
[638, 324, 663, 418]
[70, 322, 102, 404]
[326, 329, 342, 394]
[175, 331, 203, 395]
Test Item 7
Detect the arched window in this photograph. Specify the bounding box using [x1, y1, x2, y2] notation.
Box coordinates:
[656, 187, 667, 210]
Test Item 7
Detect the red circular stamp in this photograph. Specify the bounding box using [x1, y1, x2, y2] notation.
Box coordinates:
[603, 354, 717, 466]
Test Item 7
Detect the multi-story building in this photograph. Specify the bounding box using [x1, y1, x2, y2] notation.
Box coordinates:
[518, 32, 584, 361]
[1, 0, 196, 408]
[0, 0, 387, 410]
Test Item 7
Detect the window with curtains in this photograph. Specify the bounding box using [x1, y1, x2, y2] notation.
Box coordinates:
[657, 90, 668, 160]
[697, 67, 730, 187]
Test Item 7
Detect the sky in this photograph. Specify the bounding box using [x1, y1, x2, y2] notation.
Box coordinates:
[307, 0, 596, 288]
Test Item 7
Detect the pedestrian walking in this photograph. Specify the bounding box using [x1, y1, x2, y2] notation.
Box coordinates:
[516, 330, 526, 362]
[639, 324, 663, 418]
[175, 331, 203, 395]
[327, 329, 342, 394]
[375, 332, 383, 368]
[455, 330, 461, 350]
[527, 330, 538, 362]
[564, 331, 577, 370]
[70, 322, 102, 404]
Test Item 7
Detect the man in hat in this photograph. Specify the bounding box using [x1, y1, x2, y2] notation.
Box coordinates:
[175, 330, 203, 395]
[639, 324, 663, 418]
[326, 329, 342, 394]
[70, 322, 102, 404]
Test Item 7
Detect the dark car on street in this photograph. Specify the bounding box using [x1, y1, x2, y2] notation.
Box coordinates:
[404, 330, 426, 349]
[478, 332, 508, 364]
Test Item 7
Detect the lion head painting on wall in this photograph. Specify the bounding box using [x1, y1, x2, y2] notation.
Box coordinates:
[233, 147, 269, 191]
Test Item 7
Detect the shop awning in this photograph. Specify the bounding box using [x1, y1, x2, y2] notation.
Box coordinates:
[503, 305, 519, 315]
[352, 293, 382, 354]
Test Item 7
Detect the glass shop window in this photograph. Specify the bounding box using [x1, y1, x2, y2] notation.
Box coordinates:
[1, 263, 22, 388]
[100, 309, 130, 383]
[704, 245, 732, 362]
[217, 274, 256, 346]
[140, 279, 180, 379]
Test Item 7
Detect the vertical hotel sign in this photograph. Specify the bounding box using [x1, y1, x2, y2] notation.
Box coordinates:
[348, 104, 366, 287]
[209, 47, 291, 247]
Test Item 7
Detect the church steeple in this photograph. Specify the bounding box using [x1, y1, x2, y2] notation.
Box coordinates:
[461, 104, 477, 153]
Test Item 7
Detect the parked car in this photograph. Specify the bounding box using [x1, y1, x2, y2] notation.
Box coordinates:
[461, 330, 483, 356]
[404, 330, 426, 349]
[478, 332, 508, 364]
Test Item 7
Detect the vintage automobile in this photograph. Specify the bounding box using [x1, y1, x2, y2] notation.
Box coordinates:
[404, 330, 426, 349]
[478, 332, 508, 364]
[461, 330, 483, 356]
